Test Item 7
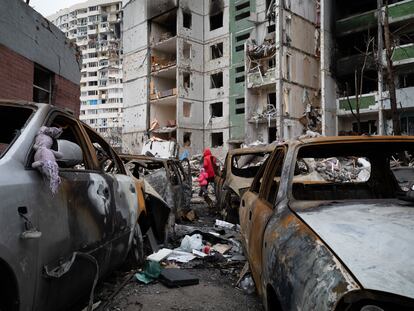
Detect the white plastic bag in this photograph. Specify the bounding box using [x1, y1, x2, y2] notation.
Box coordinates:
[179, 234, 203, 252]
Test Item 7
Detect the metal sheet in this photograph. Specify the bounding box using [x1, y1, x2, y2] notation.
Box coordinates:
[298, 201, 414, 300]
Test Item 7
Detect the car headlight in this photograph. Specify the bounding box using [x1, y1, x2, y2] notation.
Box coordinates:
[410, 184, 414, 191]
[361, 306, 384, 311]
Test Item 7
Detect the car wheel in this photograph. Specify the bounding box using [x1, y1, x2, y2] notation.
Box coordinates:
[126, 225, 144, 268]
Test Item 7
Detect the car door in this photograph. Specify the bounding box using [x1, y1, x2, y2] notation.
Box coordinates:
[240, 147, 286, 294]
[215, 155, 228, 205]
[82, 124, 138, 269]
[33, 113, 114, 311]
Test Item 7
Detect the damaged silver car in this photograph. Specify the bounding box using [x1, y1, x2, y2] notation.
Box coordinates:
[121, 155, 192, 223]
[0, 100, 159, 311]
[240, 136, 414, 311]
[215, 146, 274, 223]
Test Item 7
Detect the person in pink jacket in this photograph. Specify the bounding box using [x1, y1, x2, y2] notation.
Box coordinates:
[198, 168, 209, 197]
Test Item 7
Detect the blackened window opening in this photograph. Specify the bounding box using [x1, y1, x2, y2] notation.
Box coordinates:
[211, 102, 223, 117]
[210, 12, 223, 30]
[211, 72, 223, 88]
[211, 42, 223, 59]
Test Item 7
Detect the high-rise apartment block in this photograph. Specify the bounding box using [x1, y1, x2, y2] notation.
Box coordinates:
[122, 0, 327, 157]
[49, 0, 123, 149]
[122, 0, 414, 156]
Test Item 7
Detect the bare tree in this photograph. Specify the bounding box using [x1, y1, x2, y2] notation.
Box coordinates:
[345, 36, 375, 135]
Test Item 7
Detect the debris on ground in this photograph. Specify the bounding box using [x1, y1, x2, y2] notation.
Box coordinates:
[159, 268, 199, 288]
[239, 274, 256, 295]
[91, 202, 262, 311]
[135, 261, 162, 284]
[215, 219, 235, 230]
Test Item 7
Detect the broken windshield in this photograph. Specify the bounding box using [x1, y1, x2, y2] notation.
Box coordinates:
[292, 141, 414, 201]
[0, 105, 34, 158]
[231, 152, 270, 178]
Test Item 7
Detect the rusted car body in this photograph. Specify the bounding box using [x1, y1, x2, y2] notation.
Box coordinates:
[215, 146, 274, 222]
[0, 100, 151, 311]
[240, 136, 414, 311]
[121, 155, 192, 222]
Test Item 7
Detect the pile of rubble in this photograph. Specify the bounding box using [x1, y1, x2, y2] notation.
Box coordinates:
[134, 219, 253, 292]
[308, 157, 371, 183]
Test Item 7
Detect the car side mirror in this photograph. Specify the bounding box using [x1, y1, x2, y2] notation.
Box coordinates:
[57, 139, 83, 167]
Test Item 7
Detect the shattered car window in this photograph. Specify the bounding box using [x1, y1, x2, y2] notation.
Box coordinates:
[231, 152, 270, 178]
[0, 105, 33, 157]
[294, 157, 371, 183]
[390, 152, 414, 192]
[292, 142, 414, 201]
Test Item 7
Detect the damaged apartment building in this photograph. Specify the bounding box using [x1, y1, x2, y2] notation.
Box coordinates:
[122, 0, 414, 155]
[49, 0, 124, 149]
[334, 0, 414, 135]
[123, 0, 329, 155]
[123, 0, 234, 157]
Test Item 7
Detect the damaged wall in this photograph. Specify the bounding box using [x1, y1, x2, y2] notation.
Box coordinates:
[245, 0, 322, 144]
[0, 0, 80, 85]
[0, 0, 80, 115]
[122, 0, 149, 153]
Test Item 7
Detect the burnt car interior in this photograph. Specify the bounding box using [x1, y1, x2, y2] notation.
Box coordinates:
[48, 115, 88, 169]
[84, 125, 124, 174]
[292, 142, 414, 201]
[231, 152, 270, 178]
[0, 105, 33, 157]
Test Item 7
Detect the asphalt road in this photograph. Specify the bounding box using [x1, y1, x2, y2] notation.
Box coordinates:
[86, 202, 263, 311]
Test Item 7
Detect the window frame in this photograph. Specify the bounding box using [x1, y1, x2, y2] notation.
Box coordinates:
[82, 123, 126, 175]
[259, 146, 287, 205]
[26, 111, 96, 171]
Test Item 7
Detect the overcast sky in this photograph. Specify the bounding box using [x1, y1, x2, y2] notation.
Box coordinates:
[30, 0, 85, 17]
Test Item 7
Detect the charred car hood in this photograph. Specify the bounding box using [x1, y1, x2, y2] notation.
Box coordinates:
[297, 201, 414, 299]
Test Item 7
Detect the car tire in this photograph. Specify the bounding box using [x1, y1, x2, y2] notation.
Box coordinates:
[125, 225, 144, 268]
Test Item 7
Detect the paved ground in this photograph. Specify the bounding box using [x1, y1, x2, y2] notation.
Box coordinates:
[82, 202, 263, 311]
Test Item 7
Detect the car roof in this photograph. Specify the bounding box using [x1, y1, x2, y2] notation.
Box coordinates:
[285, 135, 414, 147]
[0, 99, 75, 115]
[227, 145, 276, 156]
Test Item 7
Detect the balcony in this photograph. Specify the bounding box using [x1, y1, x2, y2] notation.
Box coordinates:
[151, 36, 177, 53]
[150, 88, 177, 104]
[247, 69, 275, 89]
[337, 94, 376, 114]
[336, 0, 414, 36]
[392, 43, 414, 65]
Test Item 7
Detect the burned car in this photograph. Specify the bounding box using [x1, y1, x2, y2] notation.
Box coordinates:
[0, 100, 157, 311]
[121, 155, 192, 224]
[215, 146, 273, 223]
[240, 136, 414, 311]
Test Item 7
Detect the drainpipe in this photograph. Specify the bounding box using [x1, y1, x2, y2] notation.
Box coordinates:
[275, 0, 284, 140]
[377, 0, 384, 135]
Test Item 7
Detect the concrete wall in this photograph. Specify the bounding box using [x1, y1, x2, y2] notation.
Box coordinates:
[0, 0, 80, 85]
[0, 1, 80, 115]
[122, 0, 149, 153]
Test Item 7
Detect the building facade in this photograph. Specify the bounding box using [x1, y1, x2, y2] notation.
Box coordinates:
[0, 0, 80, 115]
[123, 0, 414, 156]
[333, 0, 414, 135]
[49, 0, 123, 148]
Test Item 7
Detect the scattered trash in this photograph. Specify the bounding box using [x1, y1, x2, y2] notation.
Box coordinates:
[192, 249, 208, 258]
[239, 274, 255, 294]
[147, 248, 173, 262]
[212, 243, 232, 255]
[178, 234, 203, 252]
[135, 261, 162, 284]
[183, 209, 197, 222]
[215, 219, 235, 230]
[159, 268, 199, 288]
[167, 250, 196, 263]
